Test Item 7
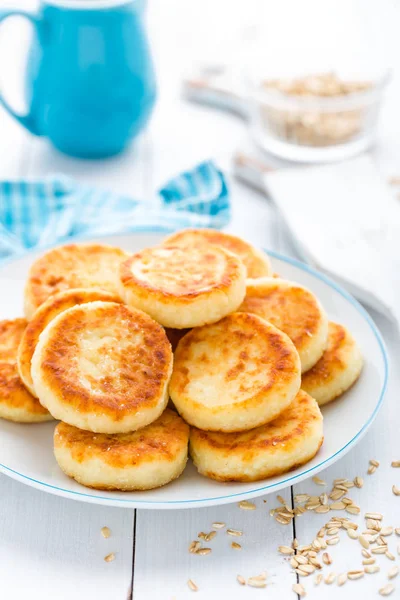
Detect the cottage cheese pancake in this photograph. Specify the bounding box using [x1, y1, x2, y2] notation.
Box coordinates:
[31, 302, 173, 433]
[301, 322, 363, 406]
[163, 228, 272, 278]
[119, 245, 246, 329]
[190, 390, 323, 482]
[0, 318, 52, 422]
[54, 409, 189, 491]
[239, 278, 328, 373]
[169, 312, 301, 432]
[24, 243, 129, 319]
[18, 288, 121, 397]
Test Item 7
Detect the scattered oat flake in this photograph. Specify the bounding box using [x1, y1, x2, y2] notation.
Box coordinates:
[279, 545, 294, 555]
[346, 505, 360, 515]
[101, 526, 111, 539]
[348, 529, 358, 540]
[315, 505, 330, 514]
[359, 535, 370, 549]
[197, 548, 211, 555]
[189, 541, 201, 554]
[347, 570, 364, 580]
[299, 565, 315, 575]
[212, 522, 225, 529]
[362, 549, 371, 558]
[237, 575, 246, 586]
[322, 552, 332, 565]
[368, 465, 377, 475]
[338, 573, 347, 586]
[248, 576, 266, 588]
[330, 501, 346, 510]
[354, 476, 364, 488]
[391, 460, 400, 468]
[104, 553, 115, 563]
[385, 551, 395, 561]
[379, 584, 395, 596]
[277, 494, 286, 504]
[276, 515, 291, 525]
[325, 572, 336, 584]
[392, 485, 400, 496]
[227, 528, 242, 537]
[365, 512, 383, 520]
[295, 494, 310, 503]
[312, 476, 326, 486]
[388, 566, 399, 579]
[365, 565, 380, 574]
[231, 542, 241, 550]
[326, 536, 340, 546]
[363, 558, 376, 565]
[187, 579, 198, 592]
[293, 583, 306, 596]
[198, 532, 206, 539]
[239, 500, 256, 510]
[314, 573, 323, 586]
[372, 546, 387, 554]
[370, 459, 380, 467]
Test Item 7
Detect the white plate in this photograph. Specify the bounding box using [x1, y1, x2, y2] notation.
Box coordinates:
[0, 232, 388, 509]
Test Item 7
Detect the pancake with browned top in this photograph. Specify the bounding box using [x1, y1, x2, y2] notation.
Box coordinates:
[239, 277, 328, 373]
[0, 318, 52, 422]
[24, 243, 129, 319]
[301, 322, 363, 406]
[169, 312, 301, 432]
[54, 409, 189, 491]
[163, 228, 272, 278]
[119, 245, 246, 329]
[190, 390, 323, 482]
[18, 288, 121, 397]
[31, 302, 173, 433]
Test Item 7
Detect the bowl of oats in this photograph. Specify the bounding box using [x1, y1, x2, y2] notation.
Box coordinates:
[247, 71, 390, 162]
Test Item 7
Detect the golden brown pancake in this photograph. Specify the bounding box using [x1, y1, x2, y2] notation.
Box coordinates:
[119, 245, 246, 329]
[190, 390, 323, 482]
[31, 302, 173, 433]
[0, 318, 27, 362]
[54, 409, 189, 491]
[163, 228, 272, 278]
[239, 277, 328, 373]
[301, 322, 363, 406]
[18, 288, 122, 397]
[24, 243, 129, 319]
[169, 312, 301, 432]
[0, 318, 52, 422]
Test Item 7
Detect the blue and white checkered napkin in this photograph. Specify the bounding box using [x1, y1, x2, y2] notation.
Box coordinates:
[0, 160, 230, 259]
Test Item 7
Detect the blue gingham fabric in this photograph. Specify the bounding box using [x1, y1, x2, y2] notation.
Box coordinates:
[0, 160, 230, 259]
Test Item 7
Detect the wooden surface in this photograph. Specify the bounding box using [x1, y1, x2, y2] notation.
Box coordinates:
[0, 0, 399, 598]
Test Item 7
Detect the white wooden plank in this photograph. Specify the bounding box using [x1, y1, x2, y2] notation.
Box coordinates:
[292, 314, 400, 599]
[0, 475, 134, 600]
[134, 489, 296, 599]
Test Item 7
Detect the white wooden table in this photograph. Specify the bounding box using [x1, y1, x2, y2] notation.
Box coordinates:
[0, 1, 399, 598]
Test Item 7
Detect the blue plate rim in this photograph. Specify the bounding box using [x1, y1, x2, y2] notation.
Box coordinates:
[0, 232, 389, 507]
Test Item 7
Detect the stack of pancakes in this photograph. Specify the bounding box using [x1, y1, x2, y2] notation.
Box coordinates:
[0, 231, 363, 491]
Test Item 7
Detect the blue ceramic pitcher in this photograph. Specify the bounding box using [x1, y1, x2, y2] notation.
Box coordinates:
[0, 0, 156, 158]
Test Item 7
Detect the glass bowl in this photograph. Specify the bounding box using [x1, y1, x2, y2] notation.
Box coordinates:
[246, 71, 390, 163]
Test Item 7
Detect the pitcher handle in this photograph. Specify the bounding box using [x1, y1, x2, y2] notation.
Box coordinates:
[0, 10, 41, 135]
